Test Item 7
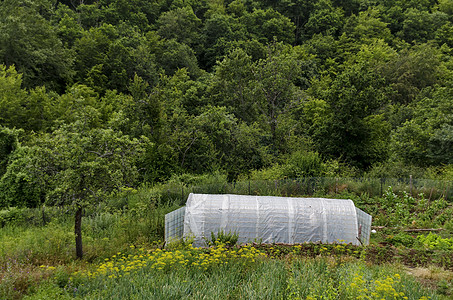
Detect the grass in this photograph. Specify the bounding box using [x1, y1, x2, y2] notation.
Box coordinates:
[19, 244, 447, 299]
[1, 183, 452, 299]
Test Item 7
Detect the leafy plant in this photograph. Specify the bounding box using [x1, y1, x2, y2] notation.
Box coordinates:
[385, 232, 417, 247]
[417, 233, 453, 251]
[208, 229, 239, 247]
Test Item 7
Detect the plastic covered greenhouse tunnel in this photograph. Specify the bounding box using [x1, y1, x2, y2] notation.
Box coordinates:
[165, 193, 372, 247]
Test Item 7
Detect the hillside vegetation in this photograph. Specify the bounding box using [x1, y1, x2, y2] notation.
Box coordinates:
[1, 0, 453, 192]
[1, 0, 453, 299]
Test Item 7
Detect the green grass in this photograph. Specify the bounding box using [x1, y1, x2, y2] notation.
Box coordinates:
[1, 183, 452, 299]
[23, 253, 445, 300]
[0, 222, 75, 264]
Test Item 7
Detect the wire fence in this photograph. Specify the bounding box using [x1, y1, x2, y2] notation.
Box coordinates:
[4, 176, 450, 228]
[160, 177, 453, 205]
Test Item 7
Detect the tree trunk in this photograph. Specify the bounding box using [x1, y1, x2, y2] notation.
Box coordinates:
[75, 207, 83, 259]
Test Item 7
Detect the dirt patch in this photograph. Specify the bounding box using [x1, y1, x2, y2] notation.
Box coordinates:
[405, 266, 453, 281]
[405, 266, 453, 293]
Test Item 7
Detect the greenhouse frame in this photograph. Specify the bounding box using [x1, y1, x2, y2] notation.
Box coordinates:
[165, 193, 372, 246]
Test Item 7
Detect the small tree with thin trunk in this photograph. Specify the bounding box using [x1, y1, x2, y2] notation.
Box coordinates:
[31, 121, 145, 258]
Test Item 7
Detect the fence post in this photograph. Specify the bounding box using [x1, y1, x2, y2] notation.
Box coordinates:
[42, 205, 47, 226]
[335, 178, 338, 194]
[296, 179, 300, 195]
[445, 182, 450, 201]
[410, 175, 413, 196]
[309, 177, 312, 195]
[380, 177, 384, 196]
[181, 185, 184, 203]
[248, 180, 251, 195]
[446, 182, 450, 201]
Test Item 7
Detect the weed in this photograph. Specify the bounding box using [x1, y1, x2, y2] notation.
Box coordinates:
[207, 229, 239, 247]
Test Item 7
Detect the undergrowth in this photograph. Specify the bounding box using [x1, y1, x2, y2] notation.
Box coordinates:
[0, 185, 452, 299]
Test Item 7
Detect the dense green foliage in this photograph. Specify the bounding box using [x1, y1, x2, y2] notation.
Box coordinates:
[1, 0, 453, 200]
[1, 1, 452, 295]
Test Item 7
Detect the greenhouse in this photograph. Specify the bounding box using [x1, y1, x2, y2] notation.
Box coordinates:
[165, 193, 372, 246]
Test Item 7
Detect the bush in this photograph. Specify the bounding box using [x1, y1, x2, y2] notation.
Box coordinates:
[245, 164, 286, 180]
[385, 232, 417, 247]
[0, 207, 25, 227]
[0, 146, 45, 208]
[284, 151, 325, 178]
[417, 233, 453, 251]
[23, 281, 72, 300]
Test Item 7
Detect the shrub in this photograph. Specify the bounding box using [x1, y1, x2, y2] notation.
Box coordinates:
[0, 207, 25, 227]
[285, 151, 325, 178]
[385, 233, 417, 247]
[417, 233, 453, 251]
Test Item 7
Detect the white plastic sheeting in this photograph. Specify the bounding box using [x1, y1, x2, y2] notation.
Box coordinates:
[182, 194, 368, 246]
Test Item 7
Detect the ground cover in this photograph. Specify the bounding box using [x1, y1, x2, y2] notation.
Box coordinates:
[1, 185, 452, 299]
[21, 243, 450, 299]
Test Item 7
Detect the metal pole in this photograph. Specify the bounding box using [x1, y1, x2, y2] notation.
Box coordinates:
[335, 178, 338, 194]
[410, 175, 413, 197]
[380, 177, 383, 196]
[248, 180, 251, 195]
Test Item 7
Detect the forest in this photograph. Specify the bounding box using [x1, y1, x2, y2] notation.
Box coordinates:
[1, 1, 453, 299]
[1, 0, 453, 209]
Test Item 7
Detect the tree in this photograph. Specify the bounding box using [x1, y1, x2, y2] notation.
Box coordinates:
[400, 8, 448, 44]
[379, 43, 442, 105]
[101, 0, 159, 29]
[73, 23, 158, 94]
[303, 0, 344, 39]
[0, 126, 21, 178]
[52, 84, 102, 127]
[5, 121, 145, 258]
[438, 0, 453, 16]
[209, 44, 312, 154]
[343, 8, 393, 45]
[155, 39, 203, 78]
[125, 74, 162, 141]
[192, 106, 264, 179]
[208, 48, 256, 123]
[156, 6, 202, 46]
[54, 5, 84, 47]
[199, 13, 246, 69]
[435, 22, 453, 48]
[0, 65, 28, 127]
[241, 8, 296, 44]
[256, 0, 318, 44]
[0, 0, 73, 91]
[160, 105, 264, 178]
[391, 86, 453, 166]
[0, 144, 46, 209]
[250, 44, 305, 152]
[0, 64, 53, 132]
[308, 59, 391, 168]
